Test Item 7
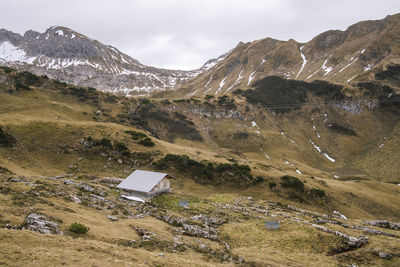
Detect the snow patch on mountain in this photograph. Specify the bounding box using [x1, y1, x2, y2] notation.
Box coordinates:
[335, 57, 358, 75]
[378, 136, 386, 148]
[309, 139, 322, 153]
[0, 41, 34, 63]
[347, 75, 358, 83]
[226, 69, 243, 91]
[216, 77, 226, 94]
[247, 71, 256, 86]
[323, 153, 335, 162]
[363, 64, 374, 72]
[55, 30, 64, 36]
[321, 59, 333, 76]
[295, 46, 307, 79]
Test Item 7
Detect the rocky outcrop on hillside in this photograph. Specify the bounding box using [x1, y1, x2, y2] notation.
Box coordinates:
[23, 213, 62, 234]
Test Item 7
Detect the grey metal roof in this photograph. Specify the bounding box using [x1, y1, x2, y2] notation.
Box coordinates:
[116, 170, 168, 193]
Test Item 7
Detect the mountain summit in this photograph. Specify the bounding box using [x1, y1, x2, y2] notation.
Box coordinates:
[180, 13, 400, 97]
[0, 26, 199, 95]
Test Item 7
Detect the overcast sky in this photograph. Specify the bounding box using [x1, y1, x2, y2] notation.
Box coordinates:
[1, 0, 399, 70]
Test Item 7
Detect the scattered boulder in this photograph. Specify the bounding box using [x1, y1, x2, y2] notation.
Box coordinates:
[315, 218, 327, 224]
[64, 179, 75, 185]
[135, 227, 156, 241]
[378, 252, 393, 260]
[101, 177, 123, 184]
[107, 215, 118, 222]
[69, 195, 81, 204]
[8, 177, 23, 183]
[23, 213, 61, 234]
[312, 224, 368, 250]
[79, 138, 93, 148]
[366, 220, 400, 230]
[76, 182, 106, 197]
[333, 210, 347, 220]
[52, 174, 72, 179]
[362, 227, 395, 237]
[182, 224, 219, 241]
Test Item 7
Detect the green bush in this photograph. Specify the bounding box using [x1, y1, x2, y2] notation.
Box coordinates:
[140, 98, 150, 104]
[172, 99, 188, 103]
[237, 76, 344, 113]
[280, 175, 304, 191]
[310, 188, 326, 198]
[125, 130, 147, 140]
[0, 126, 16, 147]
[138, 137, 155, 147]
[69, 222, 89, 234]
[1, 66, 14, 73]
[133, 105, 202, 142]
[327, 123, 357, 136]
[269, 181, 277, 190]
[96, 138, 113, 148]
[14, 82, 32, 91]
[114, 141, 130, 156]
[154, 154, 252, 186]
[0, 166, 13, 174]
[254, 176, 264, 184]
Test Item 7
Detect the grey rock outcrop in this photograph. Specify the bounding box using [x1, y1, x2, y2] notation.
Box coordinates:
[366, 220, 400, 230]
[23, 213, 61, 234]
[312, 224, 368, 249]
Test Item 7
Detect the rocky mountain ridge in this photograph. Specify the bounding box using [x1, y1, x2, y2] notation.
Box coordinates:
[0, 26, 201, 95]
[180, 13, 400, 97]
[1, 14, 400, 98]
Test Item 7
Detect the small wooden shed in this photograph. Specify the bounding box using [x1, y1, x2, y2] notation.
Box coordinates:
[117, 170, 171, 201]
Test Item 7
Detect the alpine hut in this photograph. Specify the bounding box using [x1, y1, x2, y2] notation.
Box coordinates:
[117, 170, 171, 201]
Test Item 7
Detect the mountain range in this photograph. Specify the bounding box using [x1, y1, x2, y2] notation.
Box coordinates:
[0, 26, 199, 95]
[1, 14, 400, 97]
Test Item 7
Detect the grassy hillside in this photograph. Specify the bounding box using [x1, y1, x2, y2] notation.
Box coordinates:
[1, 68, 400, 266]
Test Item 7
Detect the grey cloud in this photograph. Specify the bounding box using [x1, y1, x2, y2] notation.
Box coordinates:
[1, 0, 399, 70]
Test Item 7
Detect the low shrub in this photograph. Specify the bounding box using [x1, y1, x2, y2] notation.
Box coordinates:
[138, 137, 155, 147]
[0, 126, 16, 147]
[254, 176, 264, 184]
[0, 166, 13, 174]
[269, 181, 277, 190]
[95, 138, 113, 148]
[69, 222, 89, 234]
[114, 141, 130, 156]
[14, 82, 32, 91]
[140, 98, 150, 104]
[310, 188, 326, 198]
[125, 130, 147, 140]
[1, 66, 14, 73]
[280, 175, 304, 191]
[327, 123, 357, 136]
[155, 154, 253, 186]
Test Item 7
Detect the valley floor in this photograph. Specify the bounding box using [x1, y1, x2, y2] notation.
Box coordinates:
[0, 173, 399, 266]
